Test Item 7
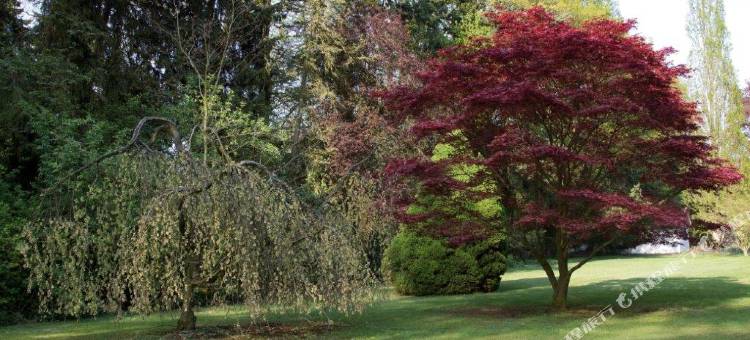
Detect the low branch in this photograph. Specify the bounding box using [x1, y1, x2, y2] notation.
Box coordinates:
[569, 237, 618, 274]
[291, 153, 377, 246]
[42, 116, 182, 195]
[235, 160, 296, 194]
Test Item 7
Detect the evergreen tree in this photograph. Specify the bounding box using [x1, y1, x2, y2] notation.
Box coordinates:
[381, 0, 489, 54]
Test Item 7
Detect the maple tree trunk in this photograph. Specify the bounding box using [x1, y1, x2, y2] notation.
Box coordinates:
[552, 273, 570, 310]
[537, 255, 570, 311]
[537, 228, 573, 311]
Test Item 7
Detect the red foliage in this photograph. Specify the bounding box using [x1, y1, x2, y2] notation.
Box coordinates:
[380, 7, 741, 246]
[321, 5, 422, 177]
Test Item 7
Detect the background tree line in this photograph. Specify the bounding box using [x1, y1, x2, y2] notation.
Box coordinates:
[0, 0, 507, 325]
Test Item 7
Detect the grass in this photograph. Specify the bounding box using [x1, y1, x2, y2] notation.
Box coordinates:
[2, 254, 749, 339]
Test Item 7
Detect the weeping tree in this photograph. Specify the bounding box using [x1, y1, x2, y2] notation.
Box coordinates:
[22, 0, 375, 330]
[22, 91, 375, 330]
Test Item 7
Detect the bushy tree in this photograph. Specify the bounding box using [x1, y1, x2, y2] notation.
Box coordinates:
[382, 231, 506, 295]
[380, 7, 740, 309]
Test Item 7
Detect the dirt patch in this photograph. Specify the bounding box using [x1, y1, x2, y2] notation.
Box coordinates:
[163, 321, 340, 339]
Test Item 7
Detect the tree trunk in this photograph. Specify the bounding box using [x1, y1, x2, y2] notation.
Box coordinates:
[533, 228, 577, 311]
[536, 256, 570, 311]
[553, 227, 571, 310]
[552, 273, 570, 310]
[177, 297, 196, 331]
[743, 248, 748, 257]
[176, 199, 197, 331]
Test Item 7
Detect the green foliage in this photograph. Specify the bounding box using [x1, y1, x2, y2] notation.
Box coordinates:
[688, 0, 748, 162]
[383, 0, 490, 53]
[405, 139, 503, 242]
[383, 231, 506, 296]
[464, 235, 508, 292]
[448, 0, 620, 44]
[0, 1, 105, 323]
[685, 0, 750, 245]
[0, 167, 33, 324]
[494, 0, 618, 22]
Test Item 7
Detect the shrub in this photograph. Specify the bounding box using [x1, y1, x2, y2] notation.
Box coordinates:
[464, 236, 507, 292]
[0, 171, 34, 324]
[382, 231, 506, 296]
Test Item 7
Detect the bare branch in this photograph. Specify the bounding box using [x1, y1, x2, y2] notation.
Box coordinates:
[42, 116, 183, 194]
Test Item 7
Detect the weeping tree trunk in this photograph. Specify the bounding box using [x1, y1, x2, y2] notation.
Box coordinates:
[177, 285, 196, 331]
[176, 198, 197, 331]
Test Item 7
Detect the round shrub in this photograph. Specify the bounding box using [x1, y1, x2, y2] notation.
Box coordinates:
[382, 231, 507, 296]
[465, 236, 508, 292]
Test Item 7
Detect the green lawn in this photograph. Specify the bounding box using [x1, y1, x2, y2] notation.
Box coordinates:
[2, 254, 749, 339]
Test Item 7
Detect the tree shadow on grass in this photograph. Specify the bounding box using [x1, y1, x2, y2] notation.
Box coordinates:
[12, 277, 748, 339]
[447, 276, 750, 319]
[496, 277, 550, 293]
[503, 255, 642, 274]
[22, 318, 340, 340]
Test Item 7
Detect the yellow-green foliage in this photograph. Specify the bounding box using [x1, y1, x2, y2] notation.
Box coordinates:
[494, 0, 617, 22]
[382, 231, 506, 296]
[453, 0, 619, 44]
[406, 139, 502, 229]
[685, 0, 750, 255]
[21, 87, 376, 321]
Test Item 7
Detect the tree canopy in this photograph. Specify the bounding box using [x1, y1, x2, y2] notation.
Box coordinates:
[381, 7, 741, 309]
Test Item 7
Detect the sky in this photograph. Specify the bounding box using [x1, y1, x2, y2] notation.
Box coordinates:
[619, 0, 750, 85]
[18, 0, 750, 85]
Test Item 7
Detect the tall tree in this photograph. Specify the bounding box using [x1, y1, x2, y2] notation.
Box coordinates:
[687, 0, 747, 161]
[381, 0, 490, 55]
[381, 7, 740, 309]
[685, 0, 750, 252]
[297, 0, 422, 275]
[0, 1, 35, 324]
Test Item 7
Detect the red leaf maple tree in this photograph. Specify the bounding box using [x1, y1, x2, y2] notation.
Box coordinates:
[380, 7, 741, 309]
